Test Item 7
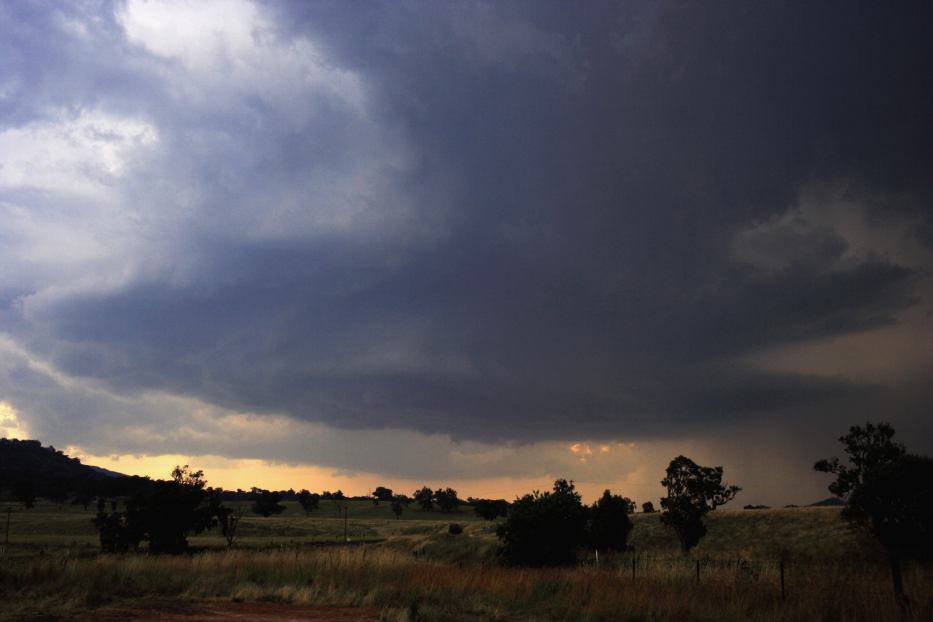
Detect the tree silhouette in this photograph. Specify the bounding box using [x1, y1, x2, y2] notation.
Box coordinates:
[815, 422, 931, 598]
[297, 489, 320, 515]
[413, 486, 434, 511]
[642, 501, 655, 513]
[434, 487, 459, 513]
[473, 499, 509, 520]
[660, 455, 740, 552]
[588, 490, 634, 552]
[372, 486, 394, 502]
[91, 466, 220, 554]
[251, 490, 286, 517]
[496, 479, 587, 566]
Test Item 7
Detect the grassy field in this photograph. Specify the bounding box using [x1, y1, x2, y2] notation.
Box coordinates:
[1, 502, 930, 621]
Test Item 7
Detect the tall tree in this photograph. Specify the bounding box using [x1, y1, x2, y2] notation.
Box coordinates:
[815, 422, 931, 598]
[588, 490, 634, 553]
[660, 455, 740, 552]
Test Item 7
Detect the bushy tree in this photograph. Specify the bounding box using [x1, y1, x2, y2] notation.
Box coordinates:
[390, 497, 404, 519]
[815, 422, 932, 597]
[641, 501, 655, 513]
[660, 455, 740, 552]
[814, 422, 905, 498]
[297, 489, 320, 515]
[93, 496, 145, 553]
[372, 486, 394, 502]
[251, 490, 286, 517]
[147, 466, 217, 553]
[434, 487, 459, 513]
[588, 490, 634, 552]
[497, 479, 587, 566]
[413, 486, 434, 511]
[474, 499, 510, 520]
[91, 465, 220, 554]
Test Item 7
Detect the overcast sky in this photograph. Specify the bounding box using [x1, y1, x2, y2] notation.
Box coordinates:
[1, 1, 931, 504]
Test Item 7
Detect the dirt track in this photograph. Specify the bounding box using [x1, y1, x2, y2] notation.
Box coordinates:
[86, 602, 384, 621]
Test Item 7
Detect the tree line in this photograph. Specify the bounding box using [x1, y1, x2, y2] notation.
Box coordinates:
[3, 421, 931, 599]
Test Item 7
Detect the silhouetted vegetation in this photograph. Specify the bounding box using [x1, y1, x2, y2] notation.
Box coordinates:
[473, 498, 510, 520]
[91, 466, 221, 554]
[296, 489, 320, 515]
[816, 422, 933, 597]
[390, 497, 404, 518]
[413, 486, 434, 511]
[660, 455, 740, 552]
[251, 489, 286, 517]
[588, 490, 634, 552]
[642, 501, 656, 513]
[496, 479, 587, 566]
[372, 486, 393, 502]
[434, 487, 459, 513]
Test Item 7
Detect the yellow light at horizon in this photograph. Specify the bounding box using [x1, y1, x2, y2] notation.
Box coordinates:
[0, 401, 29, 439]
[60, 447, 652, 503]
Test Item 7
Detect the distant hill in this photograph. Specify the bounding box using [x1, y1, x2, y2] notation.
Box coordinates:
[810, 497, 846, 507]
[0, 438, 133, 501]
[0, 438, 104, 479]
[88, 465, 128, 478]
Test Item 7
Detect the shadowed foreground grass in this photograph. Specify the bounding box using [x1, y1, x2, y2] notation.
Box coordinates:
[2, 546, 931, 622]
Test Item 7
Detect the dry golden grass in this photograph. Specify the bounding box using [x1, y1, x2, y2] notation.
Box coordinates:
[2, 505, 929, 621]
[2, 546, 931, 621]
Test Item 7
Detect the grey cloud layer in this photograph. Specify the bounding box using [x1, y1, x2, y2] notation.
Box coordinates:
[1, 1, 932, 454]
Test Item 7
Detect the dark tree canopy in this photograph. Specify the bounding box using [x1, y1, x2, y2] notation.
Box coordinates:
[251, 489, 286, 517]
[814, 422, 906, 499]
[496, 479, 587, 567]
[372, 486, 394, 502]
[434, 487, 459, 513]
[92, 465, 221, 554]
[296, 489, 320, 515]
[815, 422, 932, 597]
[846, 454, 933, 559]
[413, 486, 434, 511]
[642, 501, 656, 513]
[473, 499, 510, 521]
[660, 455, 740, 552]
[588, 490, 634, 552]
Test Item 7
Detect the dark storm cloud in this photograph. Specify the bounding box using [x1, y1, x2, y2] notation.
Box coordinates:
[2, 1, 932, 446]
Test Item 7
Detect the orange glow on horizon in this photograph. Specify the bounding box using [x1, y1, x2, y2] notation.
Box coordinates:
[63, 447, 659, 504]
